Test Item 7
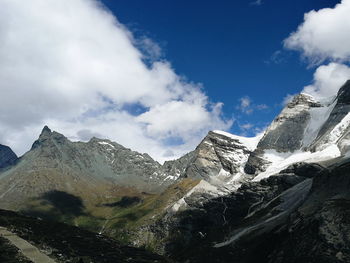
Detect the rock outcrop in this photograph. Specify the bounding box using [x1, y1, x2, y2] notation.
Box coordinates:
[184, 131, 259, 187]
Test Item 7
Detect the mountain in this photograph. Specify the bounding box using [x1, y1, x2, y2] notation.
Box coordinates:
[142, 80, 350, 262]
[0, 144, 17, 169]
[1, 81, 350, 262]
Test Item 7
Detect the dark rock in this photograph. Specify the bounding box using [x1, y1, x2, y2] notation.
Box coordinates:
[280, 162, 327, 178]
[310, 80, 350, 151]
[0, 144, 17, 169]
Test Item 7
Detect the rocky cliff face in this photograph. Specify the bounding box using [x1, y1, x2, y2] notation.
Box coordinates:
[183, 131, 259, 185]
[0, 144, 17, 169]
[309, 80, 350, 153]
[245, 93, 322, 175]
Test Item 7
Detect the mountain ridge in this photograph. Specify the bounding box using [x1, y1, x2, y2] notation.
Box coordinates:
[1, 80, 350, 262]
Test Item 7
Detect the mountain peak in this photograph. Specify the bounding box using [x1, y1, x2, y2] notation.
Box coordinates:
[287, 93, 320, 108]
[41, 125, 52, 134]
[31, 126, 67, 150]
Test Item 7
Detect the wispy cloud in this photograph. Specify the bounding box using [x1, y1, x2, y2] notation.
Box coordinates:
[239, 123, 254, 131]
[264, 50, 290, 65]
[236, 96, 269, 115]
[237, 96, 253, 114]
[250, 0, 263, 6]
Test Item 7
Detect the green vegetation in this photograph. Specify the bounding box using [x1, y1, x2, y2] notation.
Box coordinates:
[19, 178, 200, 249]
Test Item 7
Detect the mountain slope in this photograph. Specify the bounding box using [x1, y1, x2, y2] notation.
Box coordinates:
[138, 80, 350, 261]
[1, 81, 350, 262]
[0, 209, 171, 263]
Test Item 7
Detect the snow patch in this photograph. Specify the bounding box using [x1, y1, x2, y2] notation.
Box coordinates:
[316, 112, 350, 151]
[254, 145, 341, 181]
[169, 180, 224, 212]
[212, 130, 262, 151]
[98, 141, 115, 149]
[302, 101, 336, 147]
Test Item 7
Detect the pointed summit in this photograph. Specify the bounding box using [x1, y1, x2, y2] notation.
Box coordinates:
[31, 126, 67, 150]
[287, 93, 320, 108]
[37, 125, 52, 139]
[42, 125, 52, 134]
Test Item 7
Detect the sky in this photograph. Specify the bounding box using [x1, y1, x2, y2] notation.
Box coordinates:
[1, 0, 350, 162]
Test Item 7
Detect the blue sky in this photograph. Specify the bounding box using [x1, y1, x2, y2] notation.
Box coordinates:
[102, 0, 340, 135]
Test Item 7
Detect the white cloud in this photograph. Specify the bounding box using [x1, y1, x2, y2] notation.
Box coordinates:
[239, 123, 254, 131]
[256, 104, 268, 110]
[250, 0, 263, 6]
[303, 63, 350, 100]
[236, 96, 269, 114]
[284, 0, 350, 100]
[284, 0, 350, 64]
[0, 0, 232, 162]
[237, 96, 253, 114]
[281, 94, 297, 106]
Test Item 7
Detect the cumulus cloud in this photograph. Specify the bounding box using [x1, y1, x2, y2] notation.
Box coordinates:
[302, 63, 350, 100]
[284, 0, 350, 100]
[284, 0, 350, 64]
[0, 0, 232, 162]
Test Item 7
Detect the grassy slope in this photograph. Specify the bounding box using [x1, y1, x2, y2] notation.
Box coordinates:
[20, 178, 200, 247]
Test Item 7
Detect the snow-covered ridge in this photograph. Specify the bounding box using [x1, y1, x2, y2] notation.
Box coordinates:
[314, 112, 350, 151]
[212, 130, 262, 152]
[253, 145, 341, 181]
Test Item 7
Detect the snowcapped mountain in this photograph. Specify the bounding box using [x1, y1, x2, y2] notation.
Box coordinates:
[1, 80, 350, 262]
[147, 80, 350, 263]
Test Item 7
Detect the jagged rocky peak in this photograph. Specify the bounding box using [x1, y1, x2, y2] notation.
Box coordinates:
[287, 92, 321, 108]
[259, 93, 321, 151]
[244, 93, 322, 175]
[31, 125, 68, 150]
[184, 130, 260, 186]
[0, 144, 17, 169]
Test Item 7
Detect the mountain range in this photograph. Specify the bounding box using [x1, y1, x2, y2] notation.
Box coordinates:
[1, 81, 350, 262]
